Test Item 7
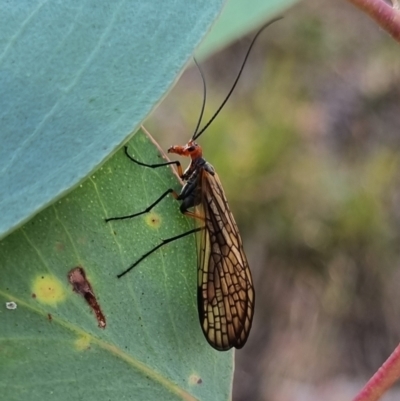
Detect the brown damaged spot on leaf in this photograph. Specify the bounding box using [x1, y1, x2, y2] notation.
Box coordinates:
[189, 374, 203, 385]
[55, 242, 64, 252]
[48, 313, 52, 322]
[68, 267, 106, 329]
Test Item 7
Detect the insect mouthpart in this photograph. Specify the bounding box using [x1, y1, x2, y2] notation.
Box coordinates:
[168, 141, 203, 160]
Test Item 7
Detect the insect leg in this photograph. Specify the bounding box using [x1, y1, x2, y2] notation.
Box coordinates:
[106, 145, 185, 222]
[117, 226, 204, 278]
[124, 146, 183, 176]
[105, 188, 180, 222]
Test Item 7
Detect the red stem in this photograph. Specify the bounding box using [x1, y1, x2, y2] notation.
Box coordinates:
[346, 0, 400, 42]
[353, 344, 400, 401]
[345, 2, 400, 395]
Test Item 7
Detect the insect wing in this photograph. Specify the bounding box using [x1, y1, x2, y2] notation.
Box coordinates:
[196, 169, 254, 351]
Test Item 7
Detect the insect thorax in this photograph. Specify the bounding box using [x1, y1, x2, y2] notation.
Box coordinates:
[178, 158, 215, 213]
[182, 158, 215, 181]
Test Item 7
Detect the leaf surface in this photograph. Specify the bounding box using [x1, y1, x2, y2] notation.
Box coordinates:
[0, 0, 225, 238]
[0, 128, 233, 401]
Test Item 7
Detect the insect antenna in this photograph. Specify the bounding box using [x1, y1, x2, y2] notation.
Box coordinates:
[192, 17, 282, 141]
[191, 58, 207, 139]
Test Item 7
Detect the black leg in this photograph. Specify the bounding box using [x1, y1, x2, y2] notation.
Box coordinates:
[117, 226, 204, 278]
[124, 146, 181, 171]
[105, 189, 177, 222]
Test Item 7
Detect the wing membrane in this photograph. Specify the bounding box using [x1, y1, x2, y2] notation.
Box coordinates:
[196, 169, 254, 351]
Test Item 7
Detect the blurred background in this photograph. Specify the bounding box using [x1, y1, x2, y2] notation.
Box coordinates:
[145, 1, 400, 400]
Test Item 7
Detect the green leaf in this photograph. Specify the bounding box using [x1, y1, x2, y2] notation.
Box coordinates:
[0, 0, 225, 239]
[197, 0, 299, 58]
[0, 129, 233, 401]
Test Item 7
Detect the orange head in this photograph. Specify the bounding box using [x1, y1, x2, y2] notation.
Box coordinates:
[168, 140, 203, 160]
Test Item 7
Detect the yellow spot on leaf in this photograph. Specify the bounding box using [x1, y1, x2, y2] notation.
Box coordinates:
[32, 275, 65, 305]
[145, 212, 161, 229]
[74, 335, 91, 351]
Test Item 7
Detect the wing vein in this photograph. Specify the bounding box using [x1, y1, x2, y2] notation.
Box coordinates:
[195, 169, 254, 351]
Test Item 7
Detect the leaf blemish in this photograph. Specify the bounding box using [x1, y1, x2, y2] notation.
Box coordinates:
[68, 267, 106, 329]
[74, 335, 91, 351]
[6, 301, 17, 310]
[189, 374, 202, 385]
[55, 242, 64, 252]
[32, 275, 65, 305]
[145, 212, 161, 229]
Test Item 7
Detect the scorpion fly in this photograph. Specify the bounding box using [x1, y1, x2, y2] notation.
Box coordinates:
[106, 19, 281, 351]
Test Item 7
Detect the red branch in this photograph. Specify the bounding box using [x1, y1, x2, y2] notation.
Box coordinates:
[345, 0, 400, 398]
[353, 344, 400, 401]
[346, 0, 400, 42]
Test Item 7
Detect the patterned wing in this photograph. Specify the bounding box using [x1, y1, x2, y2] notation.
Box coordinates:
[196, 169, 254, 351]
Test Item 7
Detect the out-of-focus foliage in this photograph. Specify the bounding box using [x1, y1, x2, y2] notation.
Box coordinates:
[146, 1, 400, 400]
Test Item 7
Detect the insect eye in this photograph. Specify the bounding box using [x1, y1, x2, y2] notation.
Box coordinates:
[187, 146, 195, 152]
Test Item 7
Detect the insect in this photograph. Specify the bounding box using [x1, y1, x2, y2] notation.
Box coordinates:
[106, 19, 281, 350]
